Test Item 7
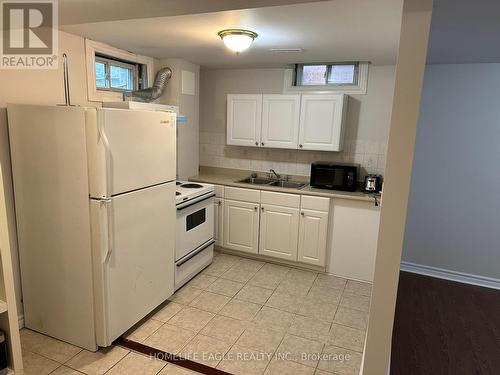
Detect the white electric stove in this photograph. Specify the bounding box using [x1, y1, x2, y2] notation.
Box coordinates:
[175, 181, 215, 290]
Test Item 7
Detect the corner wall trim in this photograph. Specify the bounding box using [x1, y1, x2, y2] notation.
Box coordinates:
[400, 261, 500, 290]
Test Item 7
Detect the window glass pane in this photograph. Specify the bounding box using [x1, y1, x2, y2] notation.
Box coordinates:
[301, 65, 327, 85]
[110, 64, 134, 90]
[328, 64, 356, 84]
[95, 61, 108, 88]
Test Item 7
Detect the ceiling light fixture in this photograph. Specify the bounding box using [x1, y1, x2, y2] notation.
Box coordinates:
[218, 29, 258, 54]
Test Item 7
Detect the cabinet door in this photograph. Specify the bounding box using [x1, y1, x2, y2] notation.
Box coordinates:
[329, 199, 380, 281]
[213, 198, 224, 246]
[261, 95, 300, 149]
[227, 94, 262, 147]
[297, 209, 329, 267]
[259, 204, 299, 261]
[298, 94, 346, 151]
[223, 199, 260, 254]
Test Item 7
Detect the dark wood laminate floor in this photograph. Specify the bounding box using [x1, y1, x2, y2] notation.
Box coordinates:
[391, 271, 500, 375]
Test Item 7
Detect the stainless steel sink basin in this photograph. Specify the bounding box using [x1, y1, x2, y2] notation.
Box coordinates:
[237, 175, 306, 190]
[237, 177, 274, 185]
[269, 180, 306, 189]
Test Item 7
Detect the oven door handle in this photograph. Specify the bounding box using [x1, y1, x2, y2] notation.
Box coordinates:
[177, 192, 216, 211]
[176, 239, 215, 267]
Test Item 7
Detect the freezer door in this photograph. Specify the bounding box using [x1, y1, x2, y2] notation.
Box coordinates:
[91, 182, 175, 346]
[87, 108, 176, 197]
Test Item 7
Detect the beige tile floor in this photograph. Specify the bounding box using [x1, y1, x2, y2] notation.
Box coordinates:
[18, 252, 372, 375]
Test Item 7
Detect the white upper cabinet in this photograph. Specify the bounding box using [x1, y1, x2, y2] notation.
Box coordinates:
[261, 95, 300, 149]
[227, 93, 347, 151]
[227, 94, 262, 147]
[298, 94, 347, 151]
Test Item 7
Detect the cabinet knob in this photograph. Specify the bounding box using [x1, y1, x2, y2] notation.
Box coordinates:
[254, 206, 258, 211]
[299, 144, 303, 148]
[261, 142, 265, 146]
[218, 201, 222, 206]
[301, 211, 305, 216]
[261, 206, 264, 211]
[255, 141, 259, 146]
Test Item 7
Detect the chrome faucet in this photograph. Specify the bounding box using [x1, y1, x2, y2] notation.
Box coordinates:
[269, 169, 280, 180]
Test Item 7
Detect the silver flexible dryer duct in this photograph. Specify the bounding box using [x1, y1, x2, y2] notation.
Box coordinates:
[123, 67, 172, 102]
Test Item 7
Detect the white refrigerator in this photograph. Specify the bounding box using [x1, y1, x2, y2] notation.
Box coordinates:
[8, 104, 176, 350]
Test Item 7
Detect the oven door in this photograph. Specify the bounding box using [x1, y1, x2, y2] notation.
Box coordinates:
[176, 194, 215, 261]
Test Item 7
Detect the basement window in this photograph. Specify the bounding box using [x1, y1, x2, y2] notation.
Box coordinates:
[85, 39, 154, 102]
[284, 62, 369, 94]
[294, 63, 359, 86]
[94, 54, 140, 92]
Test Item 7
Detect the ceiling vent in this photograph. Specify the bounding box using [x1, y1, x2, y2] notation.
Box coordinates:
[269, 48, 304, 53]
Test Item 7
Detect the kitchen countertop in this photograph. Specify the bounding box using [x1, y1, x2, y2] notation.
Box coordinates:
[189, 167, 381, 203]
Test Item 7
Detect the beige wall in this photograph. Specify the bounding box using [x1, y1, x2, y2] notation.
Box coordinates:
[0, 32, 94, 108]
[199, 66, 395, 179]
[158, 58, 200, 180]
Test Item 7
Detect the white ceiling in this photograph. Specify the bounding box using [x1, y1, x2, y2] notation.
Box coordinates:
[427, 0, 500, 64]
[61, 0, 403, 69]
[58, 0, 329, 25]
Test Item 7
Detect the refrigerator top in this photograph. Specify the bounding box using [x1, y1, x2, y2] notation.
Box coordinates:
[103, 101, 179, 113]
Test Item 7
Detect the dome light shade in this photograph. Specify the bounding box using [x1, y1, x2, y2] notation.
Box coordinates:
[218, 29, 258, 54]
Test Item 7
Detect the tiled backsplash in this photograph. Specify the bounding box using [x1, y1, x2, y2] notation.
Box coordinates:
[199, 132, 386, 180]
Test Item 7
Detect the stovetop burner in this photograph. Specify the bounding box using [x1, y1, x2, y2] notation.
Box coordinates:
[180, 183, 203, 189]
[175, 181, 215, 205]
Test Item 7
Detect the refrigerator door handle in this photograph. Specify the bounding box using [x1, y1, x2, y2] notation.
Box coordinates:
[97, 116, 113, 198]
[99, 198, 114, 262]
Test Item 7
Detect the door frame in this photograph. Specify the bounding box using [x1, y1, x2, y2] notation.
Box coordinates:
[362, 1, 433, 374]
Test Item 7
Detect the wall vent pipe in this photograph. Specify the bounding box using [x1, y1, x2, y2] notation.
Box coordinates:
[123, 67, 172, 102]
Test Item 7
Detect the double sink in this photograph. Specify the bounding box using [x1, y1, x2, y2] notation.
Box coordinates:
[237, 176, 306, 190]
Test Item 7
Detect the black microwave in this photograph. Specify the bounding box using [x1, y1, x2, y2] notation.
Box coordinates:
[310, 162, 359, 191]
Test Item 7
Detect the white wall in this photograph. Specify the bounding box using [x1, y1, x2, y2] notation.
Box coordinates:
[199, 66, 395, 179]
[158, 58, 200, 180]
[403, 63, 500, 280]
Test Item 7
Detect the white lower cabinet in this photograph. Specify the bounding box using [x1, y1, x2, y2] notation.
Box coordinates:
[223, 199, 260, 254]
[297, 209, 329, 266]
[259, 204, 300, 261]
[213, 198, 224, 246]
[329, 199, 380, 282]
[208, 184, 378, 277]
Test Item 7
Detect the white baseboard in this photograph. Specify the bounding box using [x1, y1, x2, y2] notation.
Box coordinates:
[400, 261, 500, 290]
[18, 314, 24, 329]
